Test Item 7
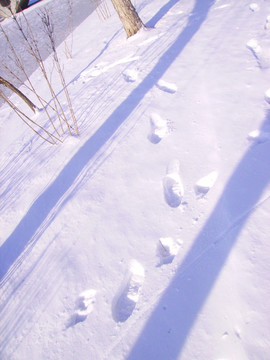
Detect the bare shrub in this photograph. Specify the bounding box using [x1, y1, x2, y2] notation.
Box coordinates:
[0, 5, 79, 143]
[39, 7, 78, 135]
[94, 0, 111, 21]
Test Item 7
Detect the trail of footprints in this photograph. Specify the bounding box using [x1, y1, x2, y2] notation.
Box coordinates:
[66, 3, 270, 346]
[68, 5, 270, 323]
[68, 75, 221, 327]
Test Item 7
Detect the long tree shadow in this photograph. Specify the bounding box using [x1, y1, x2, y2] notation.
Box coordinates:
[127, 113, 270, 360]
[146, 0, 179, 28]
[0, 0, 215, 283]
[52, 0, 182, 104]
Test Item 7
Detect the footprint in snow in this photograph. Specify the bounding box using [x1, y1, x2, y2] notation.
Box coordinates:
[246, 39, 270, 69]
[112, 260, 145, 323]
[156, 79, 177, 94]
[194, 171, 218, 197]
[265, 15, 270, 29]
[148, 113, 168, 143]
[249, 3, 259, 12]
[248, 129, 270, 144]
[246, 38, 262, 58]
[163, 159, 184, 208]
[265, 88, 270, 104]
[123, 69, 138, 82]
[157, 237, 182, 266]
[66, 289, 97, 327]
[80, 56, 141, 83]
[80, 63, 107, 82]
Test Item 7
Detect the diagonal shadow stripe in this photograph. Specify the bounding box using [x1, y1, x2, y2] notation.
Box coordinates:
[0, 0, 215, 285]
[126, 119, 270, 357]
[146, 0, 179, 28]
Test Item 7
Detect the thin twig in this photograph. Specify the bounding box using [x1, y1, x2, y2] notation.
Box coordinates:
[0, 75, 37, 112]
[0, 90, 61, 144]
[40, 8, 78, 135]
[0, 22, 61, 136]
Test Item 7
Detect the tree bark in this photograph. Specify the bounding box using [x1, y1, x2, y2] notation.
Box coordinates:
[0, 76, 37, 112]
[110, 0, 144, 38]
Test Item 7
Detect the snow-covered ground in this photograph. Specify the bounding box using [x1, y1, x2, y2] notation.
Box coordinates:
[1, 0, 270, 359]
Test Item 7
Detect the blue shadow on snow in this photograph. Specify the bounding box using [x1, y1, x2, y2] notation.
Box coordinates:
[0, 0, 215, 288]
[127, 109, 270, 359]
[146, 0, 179, 28]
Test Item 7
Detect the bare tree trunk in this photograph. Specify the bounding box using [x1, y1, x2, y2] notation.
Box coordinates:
[110, 0, 144, 38]
[0, 76, 37, 112]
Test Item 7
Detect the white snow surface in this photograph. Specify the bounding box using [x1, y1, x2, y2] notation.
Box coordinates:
[1, 0, 270, 359]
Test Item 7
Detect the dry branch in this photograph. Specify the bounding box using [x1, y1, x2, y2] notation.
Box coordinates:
[0, 89, 60, 144]
[40, 8, 78, 135]
[0, 76, 37, 112]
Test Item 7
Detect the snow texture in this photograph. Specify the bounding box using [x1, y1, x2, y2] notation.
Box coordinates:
[1, 0, 270, 359]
